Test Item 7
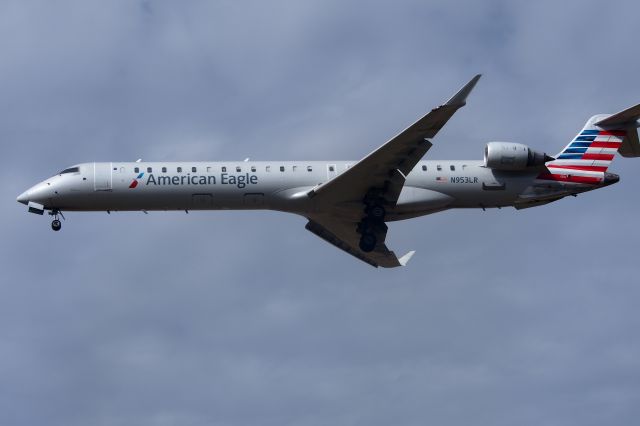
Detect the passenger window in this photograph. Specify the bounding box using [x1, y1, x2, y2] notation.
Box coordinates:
[192, 167, 197, 172]
[147, 167, 152, 173]
[134, 167, 139, 173]
[280, 166, 285, 172]
[251, 166, 256, 172]
[236, 166, 241, 172]
[177, 167, 182, 173]
[329, 166, 335, 172]
[422, 165, 427, 171]
[436, 165, 442, 171]
[450, 165, 455, 171]
[162, 167, 167, 173]
[307, 166, 312, 172]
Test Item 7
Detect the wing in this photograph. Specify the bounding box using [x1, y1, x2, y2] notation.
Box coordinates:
[308, 74, 481, 206]
[305, 217, 415, 268]
[303, 75, 480, 268]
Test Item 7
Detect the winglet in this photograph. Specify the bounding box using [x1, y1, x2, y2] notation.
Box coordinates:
[445, 74, 482, 107]
[398, 250, 416, 267]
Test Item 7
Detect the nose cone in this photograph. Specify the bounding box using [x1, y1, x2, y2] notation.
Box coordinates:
[17, 190, 30, 205]
[17, 181, 53, 205]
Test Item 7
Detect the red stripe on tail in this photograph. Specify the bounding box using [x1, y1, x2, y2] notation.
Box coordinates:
[538, 173, 602, 184]
[590, 141, 622, 149]
[547, 165, 608, 172]
[581, 153, 615, 161]
[598, 130, 627, 136]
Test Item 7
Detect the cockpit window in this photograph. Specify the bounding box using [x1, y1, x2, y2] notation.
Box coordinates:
[59, 167, 79, 174]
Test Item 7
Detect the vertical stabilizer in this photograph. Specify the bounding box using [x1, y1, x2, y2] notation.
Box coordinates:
[542, 114, 628, 184]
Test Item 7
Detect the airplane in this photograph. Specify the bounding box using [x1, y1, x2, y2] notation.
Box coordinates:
[16, 75, 640, 268]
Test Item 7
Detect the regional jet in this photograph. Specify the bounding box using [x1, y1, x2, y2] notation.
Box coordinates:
[16, 75, 640, 267]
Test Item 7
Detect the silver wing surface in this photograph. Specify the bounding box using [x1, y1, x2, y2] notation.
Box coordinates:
[305, 75, 481, 268]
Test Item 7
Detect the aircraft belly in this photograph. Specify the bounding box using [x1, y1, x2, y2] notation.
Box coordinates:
[406, 169, 539, 209]
[60, 190, 193, 211]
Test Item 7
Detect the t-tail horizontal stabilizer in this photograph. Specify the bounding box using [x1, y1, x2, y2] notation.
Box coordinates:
[595, 103, 640, 158]
[595, 103, 640, 128]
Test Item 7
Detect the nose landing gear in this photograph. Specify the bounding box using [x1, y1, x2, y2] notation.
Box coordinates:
[49, 209, 65, 231]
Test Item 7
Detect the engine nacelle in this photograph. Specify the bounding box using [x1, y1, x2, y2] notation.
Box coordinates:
[484, 142, 553, 171]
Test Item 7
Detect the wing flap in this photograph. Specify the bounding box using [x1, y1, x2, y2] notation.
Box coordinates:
[305, 218, 413, 268]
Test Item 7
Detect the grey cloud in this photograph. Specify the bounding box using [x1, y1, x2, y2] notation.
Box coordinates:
[2, 0, 640, 425]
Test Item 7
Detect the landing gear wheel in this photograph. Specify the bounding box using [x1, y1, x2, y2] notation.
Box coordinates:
[49, 209, 65, 231]
[368, 205, 386, 219]
[359, 232, 377, 252]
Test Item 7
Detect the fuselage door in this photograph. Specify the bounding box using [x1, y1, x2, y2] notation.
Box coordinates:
[94, 162, 112, 191]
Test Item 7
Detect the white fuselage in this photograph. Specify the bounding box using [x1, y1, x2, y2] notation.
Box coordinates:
[18, 160, 598, 221]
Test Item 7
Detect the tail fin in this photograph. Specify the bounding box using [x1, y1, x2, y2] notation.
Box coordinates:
[543, 105, 640, 183]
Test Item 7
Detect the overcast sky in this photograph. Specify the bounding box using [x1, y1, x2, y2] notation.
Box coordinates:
[2, 1, 640, 425]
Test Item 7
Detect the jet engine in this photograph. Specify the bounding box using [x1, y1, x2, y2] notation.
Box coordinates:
[484, 142, 554, 171]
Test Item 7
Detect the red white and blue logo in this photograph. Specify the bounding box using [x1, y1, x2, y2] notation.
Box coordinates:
[129, 172, 144, 189]
[538, 129, 625, 184]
